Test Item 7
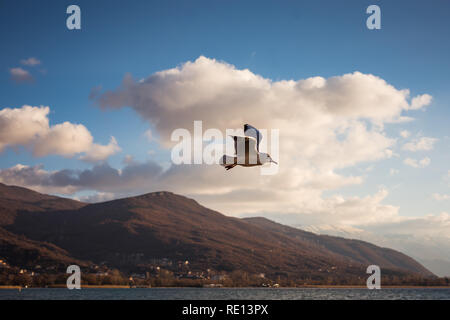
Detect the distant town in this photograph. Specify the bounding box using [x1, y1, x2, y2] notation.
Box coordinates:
[1, 257, 449, 288]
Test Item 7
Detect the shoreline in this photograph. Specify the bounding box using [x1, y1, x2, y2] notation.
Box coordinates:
[1, 285, 449, 289]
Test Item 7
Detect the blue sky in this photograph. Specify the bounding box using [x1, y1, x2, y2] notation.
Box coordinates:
[1, 1, 450, 269]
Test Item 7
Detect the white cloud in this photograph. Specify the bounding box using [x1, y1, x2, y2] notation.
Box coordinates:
[33, 122, 94, 157]
[432, 193, 450, 201]
[96, 57, 431, 148]
[420, 157, 431, 167]
[0, 164, 78, 194]
[301, 212, 450, 273]
[0, 161, 397, 228]
[0, 105, 120, 160]
[403, 157, 431, 168]
[85, 56, 435, 211]
[79, 192, 115, 203]
[79, 136, 121, 162]
[0, 105, 49, 152]
[409, 94, 432, 110]
[86, 57, 436, 215]
[402, 137, 437, 151]
[93, 56, 434, 193]
[9, 67, 33, 83]
[299, 188, 400, 226]
[144, 129, 154, 142]
[123, 154, 135, 165]
[390, 168, 399, 175]
[368, 212, 450, 238]
[442, 170, 450, 185]
[0, 162, 163, 195]
[400, 130, 411, 138]
[20, 57, 41, 66]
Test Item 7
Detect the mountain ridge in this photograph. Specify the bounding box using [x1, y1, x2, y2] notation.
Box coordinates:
[0, 183, 434, 280]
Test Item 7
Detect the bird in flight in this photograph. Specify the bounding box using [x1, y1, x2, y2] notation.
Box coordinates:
[220, 124, 278, 171]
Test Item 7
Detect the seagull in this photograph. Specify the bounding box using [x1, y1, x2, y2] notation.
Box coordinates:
[220, 124, 278, 170]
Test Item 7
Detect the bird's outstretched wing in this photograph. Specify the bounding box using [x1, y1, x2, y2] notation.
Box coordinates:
[244, 124, 262, 152]
[230, 135, 259, 165]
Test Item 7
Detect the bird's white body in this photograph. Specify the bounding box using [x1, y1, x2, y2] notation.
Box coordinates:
[220, 124, 277, 170]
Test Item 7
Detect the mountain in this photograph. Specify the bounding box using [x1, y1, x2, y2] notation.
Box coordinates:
[0, 183, 434, 280]
[0, 227, 87, 269]
[0, 182, 85, 226]
[0, 183, 88, 270]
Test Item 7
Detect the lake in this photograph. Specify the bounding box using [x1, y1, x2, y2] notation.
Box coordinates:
[0, 287, 449, 300]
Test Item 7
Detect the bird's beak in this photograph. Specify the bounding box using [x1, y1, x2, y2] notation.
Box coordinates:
[271, 160, 278, 165]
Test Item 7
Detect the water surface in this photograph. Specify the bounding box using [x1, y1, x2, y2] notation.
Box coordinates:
[1, 288, 449, 300]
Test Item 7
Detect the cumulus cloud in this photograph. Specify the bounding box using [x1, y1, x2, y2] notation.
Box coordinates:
[79, 137, 121, 162]
[0, 162, 163, 195]
[78, 192, 116, 203]
[9, 67, 33, 83]
[94, 57, 433, 188]
[77, 57, 436, 211]
[96, 56, 431, 147]
[144, 129, 154, 142]
[0, 105, 120, 161]
[400, 130, 411, 138]
[404, 157, 431, 168]
[0, 105, 49, 152]
[87, 56, 435, 208]
[122, 154, 135, 165]
[0, 164, 78, 194]
[363, 213, 450, 256]
[0, 158, 401, 231]
[432, 193, 450, 201]
[252, 188, 400, 227]
[33, 122, 94, 157]
[403, 137, 438, 151]
[20, 57, 41, 66]
[302, 212, 450, 273]
[0, 161, 399, 228]
[409, 94, 432, 110]
[390, 168, 399, 175]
